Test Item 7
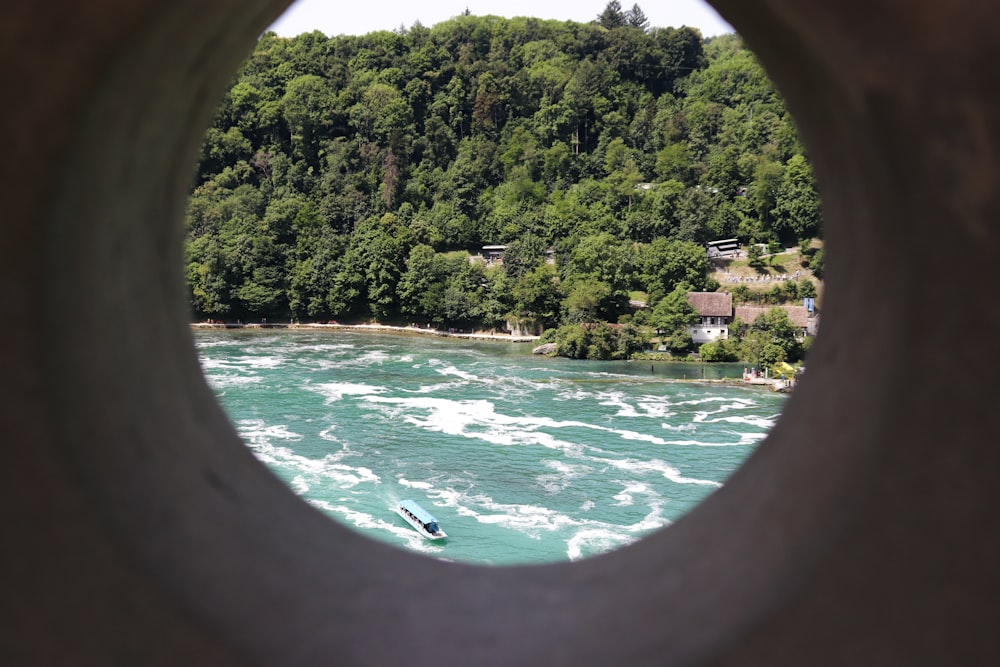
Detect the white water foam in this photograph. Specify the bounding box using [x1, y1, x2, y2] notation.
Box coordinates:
[628, 505, 670, 533]
[565, 499, 668, 560]
[565, 501, 668, 560]
[291, 343, 357, 354]
[237, 418, 302, 445]
[362, 395, 677, 454]
[198, 356, 241, 371]
[612, 481, 655, 506]
[595, 455, 721, 488]
[237, 355, 285, 369]
[660, 439, 749, 447]
[598, 391, 640, 416]
[693, 412, 775, 430]
[675, 396, 755, 407]
[553, 386, 601, 402]
[403, 380, 469, 394]
[204, 373, 262, 389]
[597, 391, 676, 420]
[737, 431, 768, 445]
[311, 382, 387, 403]
[290, 475, 310, 495]
[567, 528, 634, 561]
[193, 338, 232, 349]
[659, 421, 696, 432]
[398, 477, 433, 490]
[633, 396, 678, 419]
[314, 350, 391, 370]
[237, 418, 380, 488]
[536, 460, 594, 494]
[429, 481, 666, 560]
[430, 487, 578, 535]
[428, 358, 480, 381]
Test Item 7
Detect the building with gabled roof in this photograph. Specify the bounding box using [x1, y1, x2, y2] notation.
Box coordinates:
[681, 293, 818, 345]
[686, 291, 734, 343]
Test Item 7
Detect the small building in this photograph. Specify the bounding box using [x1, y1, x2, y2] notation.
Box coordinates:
[706, 238, 741, 259]
[481, 245, 507, 263]
[686, 292, 734, 343]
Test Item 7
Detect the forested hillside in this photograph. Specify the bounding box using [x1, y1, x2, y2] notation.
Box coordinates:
[185, 2, 822, 333]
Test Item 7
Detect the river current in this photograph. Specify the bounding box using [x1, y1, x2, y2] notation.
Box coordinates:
[195, 329, 783, 565]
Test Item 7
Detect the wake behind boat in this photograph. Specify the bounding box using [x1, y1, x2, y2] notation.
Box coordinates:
[396, 499, 447, 540]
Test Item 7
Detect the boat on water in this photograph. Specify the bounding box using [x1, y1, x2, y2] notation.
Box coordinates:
[396, 499, 447, 540]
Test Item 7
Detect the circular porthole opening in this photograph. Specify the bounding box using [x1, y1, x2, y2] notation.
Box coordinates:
[188, 0, 821, 565]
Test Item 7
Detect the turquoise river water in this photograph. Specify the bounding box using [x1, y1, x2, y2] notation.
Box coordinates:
[195, 329, 784, 565]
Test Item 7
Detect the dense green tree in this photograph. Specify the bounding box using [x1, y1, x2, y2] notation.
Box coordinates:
[334, 213, 415, 319]
[622, 321, 649, 355]
[807, 247, 824, 278]
[699, 338, 740, 361]
[553, 321, 644, 360]
[398, 244, 448, 323]
[478, 270, 514, 329]
[563, 233, 634, 291]
[649, 283, 699, 334]
[625, 5, 650, 31]
[287, 232, 344, 318]
[555, 323, 589, 358]
[771, 154, 822, 243]
[186, 236, 231, 316]
[561, 278, 614, 323]
[597, 1, 627, 29]
[502, 234, 548, 280]
[282, 74, 335, 166]
[663, 329, 694, 354]
[185, 14, 821, 335]
[638, 238, 708, 303]
[512, 263, 562, 327]
[737, 307, 802, 369]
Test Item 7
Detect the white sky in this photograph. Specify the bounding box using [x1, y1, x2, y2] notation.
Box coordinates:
[269, 0, 734, 38]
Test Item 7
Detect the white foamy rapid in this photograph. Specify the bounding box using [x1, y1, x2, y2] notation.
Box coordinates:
[236, 418, 380, 489]
[311, 382, 386, 403]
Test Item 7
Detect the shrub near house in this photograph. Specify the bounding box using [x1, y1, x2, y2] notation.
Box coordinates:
[699, 338, 740, 361]
[554, 322, 647, 360]
[731, 306, 805, 369]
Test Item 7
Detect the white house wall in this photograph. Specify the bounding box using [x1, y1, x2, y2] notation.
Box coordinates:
[689, 325, 729, 344]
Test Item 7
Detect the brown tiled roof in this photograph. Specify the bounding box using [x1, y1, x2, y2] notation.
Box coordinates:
[686, 292, 732, 317]
[782, 306, 811, 328]
[734, 305, 811, 329]
[734, 306, 766, 325]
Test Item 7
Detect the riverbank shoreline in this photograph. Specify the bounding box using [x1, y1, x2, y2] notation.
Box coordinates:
[190, 321, 540, 343]
[190, 322, 792, 392]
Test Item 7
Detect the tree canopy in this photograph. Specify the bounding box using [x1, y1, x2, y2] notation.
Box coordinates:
[185, 9, 822, 330]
